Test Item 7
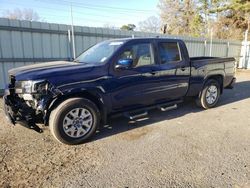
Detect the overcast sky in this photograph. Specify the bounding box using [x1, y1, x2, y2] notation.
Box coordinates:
[0, 0, 159, 28]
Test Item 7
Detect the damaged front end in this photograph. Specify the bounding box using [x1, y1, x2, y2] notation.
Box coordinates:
[3, 75, 61, 133]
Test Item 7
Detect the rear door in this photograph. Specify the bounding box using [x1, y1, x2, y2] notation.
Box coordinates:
[151, 40, 190, 103]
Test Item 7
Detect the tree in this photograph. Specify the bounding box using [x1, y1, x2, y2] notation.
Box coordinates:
[158, 0, 249, 40]
[158, 0, 204, 37]
[158, 0, 182, 35]
[120, 24, 136, 31]
[138, 16, 161, 33]
[225, 0, 250, 32]
[103, 23, 117, 30]
[3, 8, 41, 21]
[211, 0, 250, 40]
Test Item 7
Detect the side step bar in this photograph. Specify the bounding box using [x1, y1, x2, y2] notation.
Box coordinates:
[116, 99, 183, 121]
[124, 111, 148, 120]
[123, 104, 178, 120]
[158, 104, 177, 112]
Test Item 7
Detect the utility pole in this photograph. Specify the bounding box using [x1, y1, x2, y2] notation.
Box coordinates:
[70, 3, 76, 60]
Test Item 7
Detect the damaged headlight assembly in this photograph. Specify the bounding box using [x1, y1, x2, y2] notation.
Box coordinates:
[15, 80, 49, 99]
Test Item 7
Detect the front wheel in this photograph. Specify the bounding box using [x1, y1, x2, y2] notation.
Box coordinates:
[49, 98, 100, 145]
[196, 79, 221, 109]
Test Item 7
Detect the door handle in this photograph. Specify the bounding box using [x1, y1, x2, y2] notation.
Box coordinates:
[180, 66, 186, 71]
[150, 71, 157, 75]
[143, 71, 157, 77]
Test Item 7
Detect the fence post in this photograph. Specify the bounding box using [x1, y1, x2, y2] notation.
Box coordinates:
[209, 28, 213, 57]
[246, 42, 250, 69]
[204, 40, 207, 56]
[240, 30, 249, 69]
[226, 42, 230, 57]
[243, 30, 249, 68]
[68, 29, 72, 60]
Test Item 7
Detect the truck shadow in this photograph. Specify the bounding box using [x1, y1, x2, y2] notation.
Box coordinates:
[93, 80, 250, 142]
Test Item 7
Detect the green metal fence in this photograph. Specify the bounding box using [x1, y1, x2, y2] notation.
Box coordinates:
[0, 18, 243, 89]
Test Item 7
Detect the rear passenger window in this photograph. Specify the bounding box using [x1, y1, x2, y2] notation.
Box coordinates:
[158, 42, 181, 64]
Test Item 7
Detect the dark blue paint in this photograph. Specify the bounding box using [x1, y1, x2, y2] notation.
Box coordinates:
[7, 38, 236, 118]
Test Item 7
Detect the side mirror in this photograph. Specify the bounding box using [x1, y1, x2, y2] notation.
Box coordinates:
[115, 58, 133, 70]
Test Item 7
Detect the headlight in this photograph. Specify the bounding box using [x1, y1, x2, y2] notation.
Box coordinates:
[15, 80, 48, 94]
[22, 80, 33, 93]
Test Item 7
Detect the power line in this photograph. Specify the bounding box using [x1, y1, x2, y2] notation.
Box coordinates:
[0, 2, 140, 23]
[4, 1, 153, 18]
[0, 8, 125, 25]
[37, 0, 154, 15]
[0, 11, 118, 24]
[35, 0, 155, 13]
[1, 0, 157, 27]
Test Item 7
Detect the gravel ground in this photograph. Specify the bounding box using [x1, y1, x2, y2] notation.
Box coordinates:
[0, 70, 250, 188]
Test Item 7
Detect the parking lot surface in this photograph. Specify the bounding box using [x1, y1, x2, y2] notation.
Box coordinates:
[0, 70, 249, 187]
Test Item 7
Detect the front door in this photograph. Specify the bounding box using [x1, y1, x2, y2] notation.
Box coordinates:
[108, 40, 191, 112]
[109, 41, 161, 111]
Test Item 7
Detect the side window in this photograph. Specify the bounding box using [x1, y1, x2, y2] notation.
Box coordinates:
[118, 43, 155, 67]
[158, 42, 181, 64]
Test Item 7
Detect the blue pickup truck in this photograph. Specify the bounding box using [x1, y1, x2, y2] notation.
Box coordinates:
[3, 38, 236, 144]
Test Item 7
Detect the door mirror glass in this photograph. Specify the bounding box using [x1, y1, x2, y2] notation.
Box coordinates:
[115, 58, 133, 69]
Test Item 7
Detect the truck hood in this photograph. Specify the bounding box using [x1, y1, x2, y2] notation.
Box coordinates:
[9, 61, 77, 75]
[9, 61, 91, 78]
[8, 61, 106, 87]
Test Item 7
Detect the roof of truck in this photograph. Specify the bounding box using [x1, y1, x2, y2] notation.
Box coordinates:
[108, 37, 184, 43]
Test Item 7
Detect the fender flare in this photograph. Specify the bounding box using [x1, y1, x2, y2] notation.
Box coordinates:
[44, 86, 109, 126]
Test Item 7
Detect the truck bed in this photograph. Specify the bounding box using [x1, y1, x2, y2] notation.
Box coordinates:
[187, 56, 236, 97]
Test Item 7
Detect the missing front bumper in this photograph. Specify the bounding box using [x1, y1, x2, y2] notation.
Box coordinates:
[3, 96, 16, 125]
[3, 95, 43, 133]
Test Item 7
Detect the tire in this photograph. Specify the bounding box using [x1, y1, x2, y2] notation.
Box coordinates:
[196, 79, 221, 109]
[49, 98, 100, 145]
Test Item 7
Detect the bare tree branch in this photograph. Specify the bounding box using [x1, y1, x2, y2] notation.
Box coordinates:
[2, 8, 41, 21]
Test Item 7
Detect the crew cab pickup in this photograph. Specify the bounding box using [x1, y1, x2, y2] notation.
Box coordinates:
[3, 38, 236, 144]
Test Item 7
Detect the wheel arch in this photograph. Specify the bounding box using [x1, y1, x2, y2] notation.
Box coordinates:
[45, 89, 107, 126]
[196, 74, 223, 109]
[203, 74, 224, 96]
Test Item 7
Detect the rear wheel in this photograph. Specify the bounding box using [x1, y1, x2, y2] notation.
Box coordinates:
[49, 98, 100, 145]
[196, 79, 221, 109]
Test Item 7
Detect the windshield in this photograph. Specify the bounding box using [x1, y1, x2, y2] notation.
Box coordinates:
[74, 40, 124, 64]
